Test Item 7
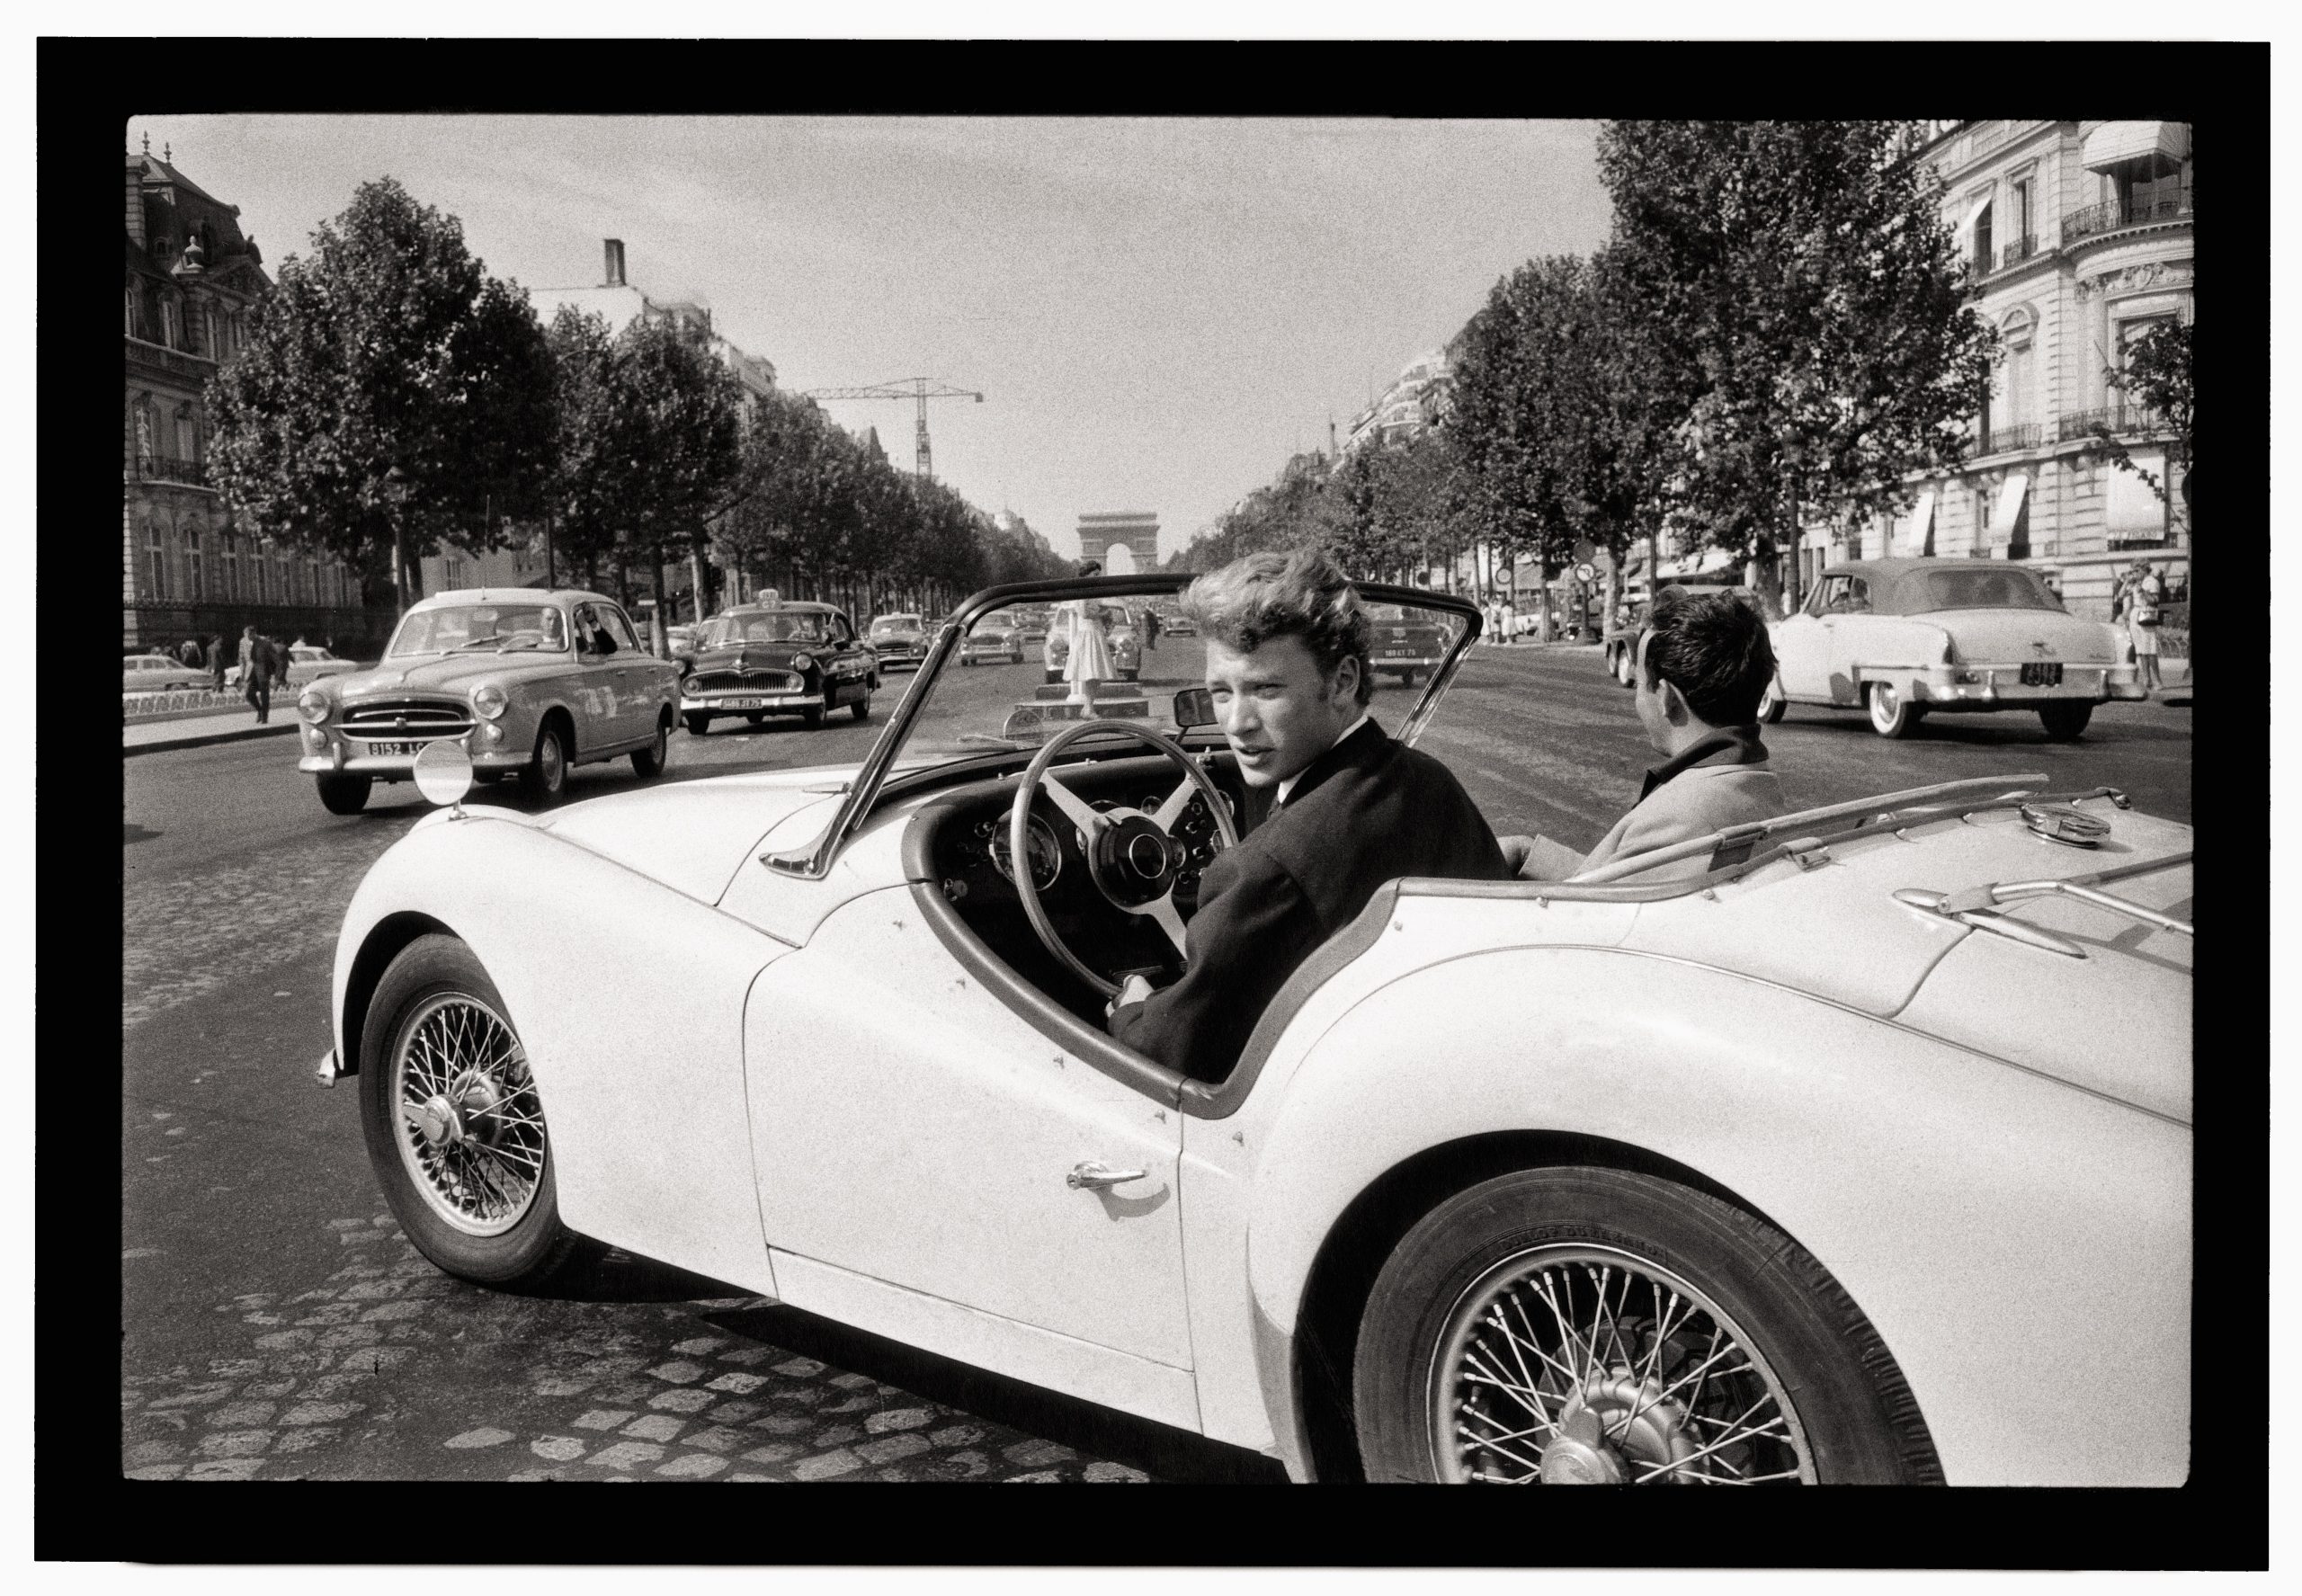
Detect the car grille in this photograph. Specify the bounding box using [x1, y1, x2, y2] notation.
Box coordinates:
[689, 669, 802, 694]
[341, 700, 475, 740]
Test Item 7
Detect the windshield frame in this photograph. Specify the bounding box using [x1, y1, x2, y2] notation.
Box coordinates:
[764, 574, 1484, 879]
[384, 602, 572, 659]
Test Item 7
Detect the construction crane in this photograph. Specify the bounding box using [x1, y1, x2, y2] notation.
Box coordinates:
[800, 377, 984, 479]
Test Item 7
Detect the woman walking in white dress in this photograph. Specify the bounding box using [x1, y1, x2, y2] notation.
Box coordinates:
[1061, 560, 1117, 703]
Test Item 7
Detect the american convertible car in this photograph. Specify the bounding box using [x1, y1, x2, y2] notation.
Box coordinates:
[1763, 557, 2148, 741]
[294, 589, 679, 815]
[319, 575, 2190, 1485]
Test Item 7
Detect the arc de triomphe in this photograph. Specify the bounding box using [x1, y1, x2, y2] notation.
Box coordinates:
[1075, 511, 1159, 575]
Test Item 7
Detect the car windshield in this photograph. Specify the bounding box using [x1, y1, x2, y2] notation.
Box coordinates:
[701, 611, 833, 646]
[861, 579, 1474, 773]
[1909, 568, 2063, 613]
[387, 605, 568, 657]
[871, 616, 923, 636]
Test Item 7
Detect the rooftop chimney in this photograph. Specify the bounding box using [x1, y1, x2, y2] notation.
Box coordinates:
[603, 238, 626, 288]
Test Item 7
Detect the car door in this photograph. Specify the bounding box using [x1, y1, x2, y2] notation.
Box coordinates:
[1823, 576, 1874, 700]
[598, 604, 663, 744]
[1771, 578, 1838, 700]
[744, 895, 1193, 1374]
[569, 603, 629, 745]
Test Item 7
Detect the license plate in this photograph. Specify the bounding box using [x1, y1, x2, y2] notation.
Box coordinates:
[720, 697, 765, 709]
[367, 740, 434, 757]
[1380, 650, 1427, 660]
[2020, 663, 2063, 687]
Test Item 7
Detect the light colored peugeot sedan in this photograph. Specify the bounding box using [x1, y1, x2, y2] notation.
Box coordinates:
[1765, 558, 2147, 740]
[293, 588, 681, 815]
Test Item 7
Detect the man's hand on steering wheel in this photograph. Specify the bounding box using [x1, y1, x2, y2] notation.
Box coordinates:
[1106, 972, 1156, 1017]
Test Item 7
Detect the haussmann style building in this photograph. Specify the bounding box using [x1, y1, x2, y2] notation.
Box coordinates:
[1799, 120, 2192, 624]
[124, 140, 371, 655]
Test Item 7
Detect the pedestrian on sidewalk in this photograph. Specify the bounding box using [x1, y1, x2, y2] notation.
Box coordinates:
[2123, 559, 2165, 693]
[207, 634, 227, 692]
[242, 626, 275, 723]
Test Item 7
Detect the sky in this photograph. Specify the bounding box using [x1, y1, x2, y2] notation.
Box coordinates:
[129, 114, 1614, 561]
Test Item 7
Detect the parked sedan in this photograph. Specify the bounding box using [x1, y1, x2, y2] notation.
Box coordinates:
[1363, 602, 1455, 688]
[318, 573, 2189, 1488]
[1766, 558, 2146, 740]
[229, 645, 361, 691]
[121, 653, 213, 694]
[292, 589, 680, 815]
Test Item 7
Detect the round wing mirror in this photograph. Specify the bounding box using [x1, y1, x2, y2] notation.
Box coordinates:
[413, 739, 477, 810]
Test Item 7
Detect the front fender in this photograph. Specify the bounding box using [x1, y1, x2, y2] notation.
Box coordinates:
[330, 809, 793, 1297]
[1241, 945, 2189, 1486]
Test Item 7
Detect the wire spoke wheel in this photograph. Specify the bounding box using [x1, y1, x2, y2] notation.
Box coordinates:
[1432, 1244, 1815, 1485]
[389, 992, 548, 1238]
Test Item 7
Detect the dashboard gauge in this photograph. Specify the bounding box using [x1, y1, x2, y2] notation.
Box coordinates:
[990, 814, 1064, 891]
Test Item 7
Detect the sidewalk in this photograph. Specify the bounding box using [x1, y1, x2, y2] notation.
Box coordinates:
[124, 709, 301, 758]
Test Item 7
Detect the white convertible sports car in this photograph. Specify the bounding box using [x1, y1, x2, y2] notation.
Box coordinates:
[319, 575, 2191, 1486]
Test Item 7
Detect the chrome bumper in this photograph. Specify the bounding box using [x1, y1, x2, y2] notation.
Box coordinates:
[680, 691, 824, 712]
[316, 1047, 345, 1089]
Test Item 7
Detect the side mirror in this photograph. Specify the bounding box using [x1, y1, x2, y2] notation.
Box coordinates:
[1172, 686, 1215, 731]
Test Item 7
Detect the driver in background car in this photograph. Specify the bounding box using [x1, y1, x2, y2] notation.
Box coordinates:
[1107, 548, 1510, 1084]
[1501, 585, 1787, 883]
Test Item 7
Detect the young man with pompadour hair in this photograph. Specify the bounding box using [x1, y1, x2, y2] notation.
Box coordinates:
[1107, 548, 1509, 1085]
[1503, 584, 1789, 883]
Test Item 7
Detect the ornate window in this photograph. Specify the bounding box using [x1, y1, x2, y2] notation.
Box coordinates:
[187, 526, 205, 600]
[147, 523, 170, 603]
[221, 533, 238, 600]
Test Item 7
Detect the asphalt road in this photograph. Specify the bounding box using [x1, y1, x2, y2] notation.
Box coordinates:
[120, 643, 2189, 1482]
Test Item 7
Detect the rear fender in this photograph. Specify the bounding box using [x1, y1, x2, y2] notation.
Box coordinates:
[1235, 946, 2189, 1486]
[332, 811, 792, 1297]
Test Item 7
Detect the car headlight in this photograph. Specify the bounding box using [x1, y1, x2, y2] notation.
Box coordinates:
[791, 653, 815, 672]
[471, 683, 508, 720]
[298, 690, 330, 725]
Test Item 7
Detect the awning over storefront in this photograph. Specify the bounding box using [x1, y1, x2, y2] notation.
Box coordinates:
[2083, 120, 2188, 173]
[1900, 490, 1936, 557]
[1988, 473, 2030, 539]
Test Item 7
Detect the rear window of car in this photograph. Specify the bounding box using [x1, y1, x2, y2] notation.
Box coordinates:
[871, 616, 922, 634]
[1912, 568, 2060, 613]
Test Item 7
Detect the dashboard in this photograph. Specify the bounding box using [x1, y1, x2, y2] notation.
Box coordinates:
[915, 751, 1245, 1016]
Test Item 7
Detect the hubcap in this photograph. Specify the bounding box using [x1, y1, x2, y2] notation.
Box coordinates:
[1431, 1244, 1814, 1485]
[390, 994, 545, 1236]
[1874, 685, 1898, 725]
[540, 733, 564, 788]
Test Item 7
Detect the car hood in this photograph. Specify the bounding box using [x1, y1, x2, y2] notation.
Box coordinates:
[331, 654, 574, 697]
[690, 642, 824, 670]
[1920, 608, 2122, 663]
[540, 768, 854, 905]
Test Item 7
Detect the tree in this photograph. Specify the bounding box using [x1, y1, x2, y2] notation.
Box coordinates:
[1596, 120, 1998, 615]
[545, 308, 745, 644]
[207, 178, 557, 614]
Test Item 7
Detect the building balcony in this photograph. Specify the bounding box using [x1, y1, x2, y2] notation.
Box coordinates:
[1996, 235, 2040, 273]
[1978, 422, 2044, 455]
[132, 452, 210, 488]
[2057, 406, 2170, 442]
[2059, 193, 2192, 245]
[125, 333, 218, 385]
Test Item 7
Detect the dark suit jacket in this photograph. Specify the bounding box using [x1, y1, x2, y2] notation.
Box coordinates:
[1109, 719, 1509, 1084]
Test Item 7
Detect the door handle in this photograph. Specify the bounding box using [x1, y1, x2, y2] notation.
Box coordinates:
[1067, 1160, 1147, 1190]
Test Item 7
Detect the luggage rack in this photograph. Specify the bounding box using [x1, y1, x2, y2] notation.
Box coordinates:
[1892, 850, 2193, 958]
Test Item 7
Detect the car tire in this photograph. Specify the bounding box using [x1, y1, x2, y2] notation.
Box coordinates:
[683, 713, 711, 736]
[962, 656, 976, 667]
[1866, 682, 1918, 739]
[851, 693, 870, 723]
[631, 713, 670, 777]
[357, 934, 600, 1290]
[317, 773, 371, 815]
[1012, 647, 1024, 664]
[1759, 677, 1788, 724]
[1121, 668, 1138, 682]
[802, 703, 825, 729]
[1615, 647, 1637, 689]
[520, 719, 570, 805]
[2039, 702, 2093, 742]
[1352, 1166, 1940, 1486]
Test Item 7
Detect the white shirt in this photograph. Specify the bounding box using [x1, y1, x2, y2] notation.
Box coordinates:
[1275, 712, 1374, 807]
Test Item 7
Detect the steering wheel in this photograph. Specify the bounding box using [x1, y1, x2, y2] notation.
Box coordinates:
[1012, 718, 1240, 999]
